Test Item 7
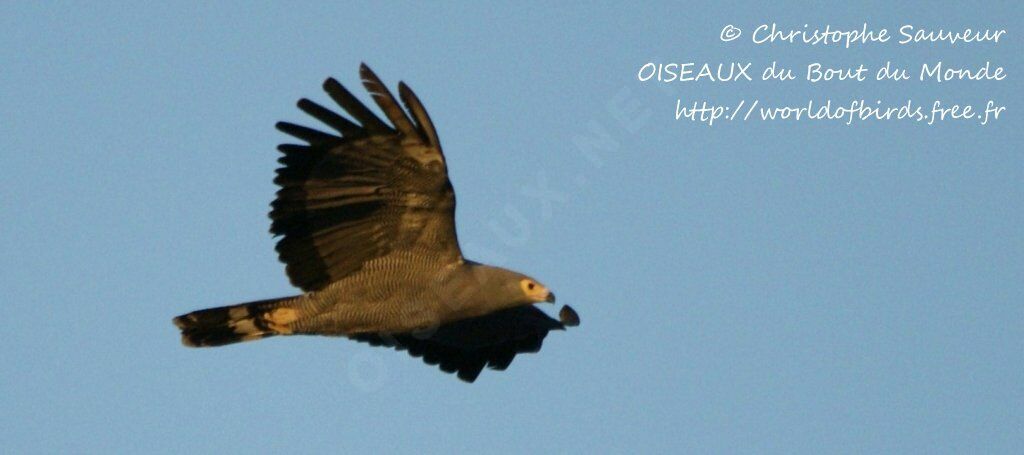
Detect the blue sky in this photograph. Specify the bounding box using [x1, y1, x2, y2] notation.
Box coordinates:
[2, 2, 1021, 453]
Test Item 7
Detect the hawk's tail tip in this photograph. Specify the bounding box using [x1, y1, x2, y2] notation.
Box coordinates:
[173, 297, 300, 348]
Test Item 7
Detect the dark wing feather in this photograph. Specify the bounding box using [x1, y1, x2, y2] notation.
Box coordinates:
[296, 98, 361, 136]
[360, 64, 419, 139]
[272, 66, 459, 291]
[322, 77, 390, 134]
[398, 82, 441, 149]
[351, 305, 572, 383]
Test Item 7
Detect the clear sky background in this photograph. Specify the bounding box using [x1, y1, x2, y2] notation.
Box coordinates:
[2, 2, 1021, 453]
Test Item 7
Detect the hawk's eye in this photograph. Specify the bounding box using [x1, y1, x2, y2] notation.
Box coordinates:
[527, 282, 535, 290]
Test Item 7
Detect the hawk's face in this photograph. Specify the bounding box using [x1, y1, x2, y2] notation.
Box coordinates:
[518, 277, 556, 304]
[464, 264, 555, 309]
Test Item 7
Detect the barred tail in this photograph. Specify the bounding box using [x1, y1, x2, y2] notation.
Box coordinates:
[173, 296, 302, 347]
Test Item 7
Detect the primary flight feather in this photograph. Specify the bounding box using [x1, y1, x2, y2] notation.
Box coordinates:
[173, 64, 578, 382]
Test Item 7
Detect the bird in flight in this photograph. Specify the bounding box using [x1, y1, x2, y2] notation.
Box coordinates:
[173, 64, 579, 382]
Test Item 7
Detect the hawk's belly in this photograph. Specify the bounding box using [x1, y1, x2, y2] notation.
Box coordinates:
[289, 275, 463, 335]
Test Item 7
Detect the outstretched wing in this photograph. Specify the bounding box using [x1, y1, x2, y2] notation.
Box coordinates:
[352, 305, 580, 382]
[272, 64, 460, 292]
